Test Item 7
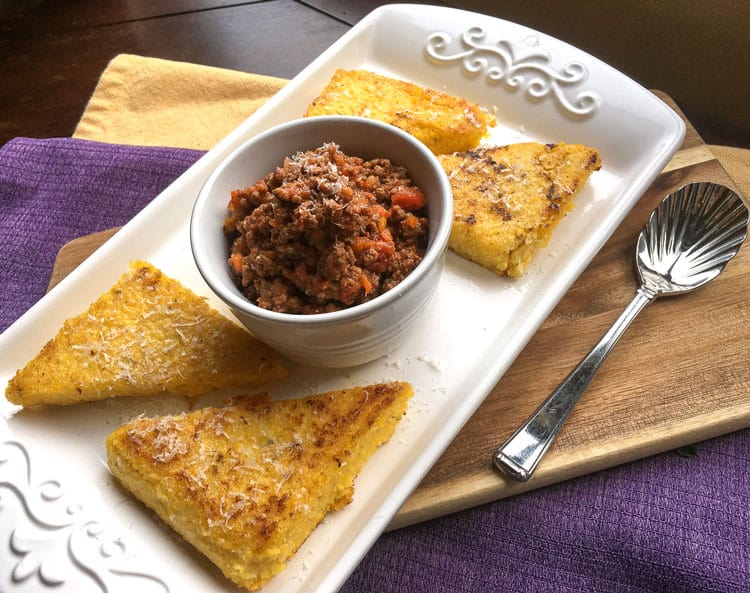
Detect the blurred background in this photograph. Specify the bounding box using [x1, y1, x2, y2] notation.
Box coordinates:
[1, 0, 747, 147]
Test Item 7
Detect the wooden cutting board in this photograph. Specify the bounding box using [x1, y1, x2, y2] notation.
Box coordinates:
[48, 93, 750, 530]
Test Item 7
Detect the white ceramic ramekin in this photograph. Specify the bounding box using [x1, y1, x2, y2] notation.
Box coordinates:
[190, 116, 452, 367]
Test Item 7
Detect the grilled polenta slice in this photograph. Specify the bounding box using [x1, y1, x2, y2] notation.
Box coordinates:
[440, 142, 602, 277]
[5, 261, 287, 406]
[304, 69, 495, 154]
[106, 381, 413, 591]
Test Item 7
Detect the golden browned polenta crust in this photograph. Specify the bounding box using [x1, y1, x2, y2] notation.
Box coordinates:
[106, 381, 413, 591]
[439, 142, 602, 277]
[5, 261, 287, 406]
[304, 69, 495, 154]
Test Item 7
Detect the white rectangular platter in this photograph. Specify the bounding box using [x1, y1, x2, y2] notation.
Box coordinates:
[0, 4, 685, 593]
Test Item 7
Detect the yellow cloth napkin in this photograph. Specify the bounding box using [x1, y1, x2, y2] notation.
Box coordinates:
[74, 54, 748, 199]
[73, 54, 287, 151]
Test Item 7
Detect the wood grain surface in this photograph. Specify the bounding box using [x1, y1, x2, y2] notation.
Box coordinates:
[47, 94, 750, 530]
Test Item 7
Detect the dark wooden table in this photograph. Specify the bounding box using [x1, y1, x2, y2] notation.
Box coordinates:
[1, 0, 747, 149]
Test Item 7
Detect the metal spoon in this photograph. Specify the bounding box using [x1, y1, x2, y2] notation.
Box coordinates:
[494, 181, 749, 482]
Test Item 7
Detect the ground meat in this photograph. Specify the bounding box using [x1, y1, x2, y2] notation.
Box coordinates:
[224, 143, 429, 314]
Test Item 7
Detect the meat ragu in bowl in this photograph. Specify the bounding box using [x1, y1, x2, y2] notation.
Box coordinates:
[190, 116, 452, 367]
[223, 142, 429, 314]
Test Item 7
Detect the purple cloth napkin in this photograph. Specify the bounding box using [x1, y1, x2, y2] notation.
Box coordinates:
[2, 137, 748, 592]
[0, 137, 203, 331]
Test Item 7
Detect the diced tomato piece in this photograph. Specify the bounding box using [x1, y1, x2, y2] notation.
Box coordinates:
[379, 226, 393, 242]
[229, 252, 244, 274]
[229, 189, 244, 212]
[403, 213, 419, 229]
[391, 186, 426, 211]
[350, 237, 372, 255]
[351, 237, 395, 257]
[350, 237, 395, 273]
[372, 204, 390, 232]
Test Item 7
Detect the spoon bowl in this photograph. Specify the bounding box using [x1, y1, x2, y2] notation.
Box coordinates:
[637, 182, 749, 295]
[494, 181, 749, 482]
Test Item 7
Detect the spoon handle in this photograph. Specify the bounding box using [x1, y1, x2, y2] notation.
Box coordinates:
[493, 286, 657, 482]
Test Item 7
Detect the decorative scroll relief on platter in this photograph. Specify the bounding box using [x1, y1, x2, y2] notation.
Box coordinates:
[425, 26, 602, 118]
[0, 437, 171, 593]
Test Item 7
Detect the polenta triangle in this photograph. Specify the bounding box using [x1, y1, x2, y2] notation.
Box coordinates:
[106, 381, 413, 591]
[439, 142, 602, 277]
[304, 69, 495, 154]
[5, 261, 287, 406]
